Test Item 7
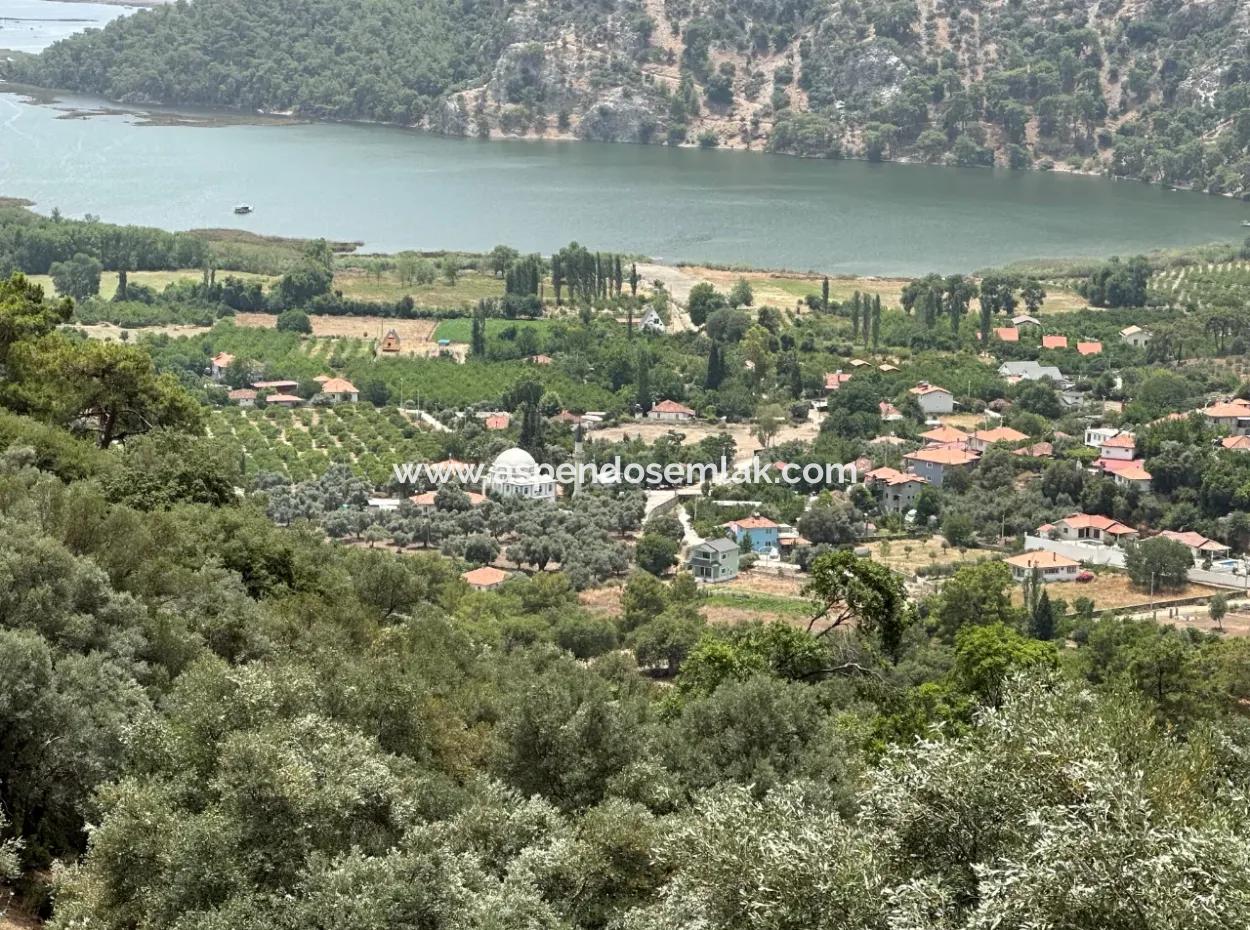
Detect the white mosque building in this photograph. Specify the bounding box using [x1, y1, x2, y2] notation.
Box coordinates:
[484, 447, 556, 502]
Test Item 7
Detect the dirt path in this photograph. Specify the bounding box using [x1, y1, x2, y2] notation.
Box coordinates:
[635, 262, 702, 331]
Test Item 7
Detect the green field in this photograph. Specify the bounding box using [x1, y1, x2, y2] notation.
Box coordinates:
[432, 317, 554, 343]
[332, 268, 505, 307]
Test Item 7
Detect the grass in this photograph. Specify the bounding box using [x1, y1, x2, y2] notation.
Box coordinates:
[432, 317, 554, 343]
[332, 269, 505, 307]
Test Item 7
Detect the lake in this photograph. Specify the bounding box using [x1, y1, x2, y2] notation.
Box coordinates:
[0, 0, 135, 54]
[1, 86, 1247, 274]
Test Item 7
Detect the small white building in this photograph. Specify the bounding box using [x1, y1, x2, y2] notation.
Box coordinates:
[648, 399, 696, 422]
[1004, 550, 1081, 583]
[1119, 325, 1152, 349]
[908, 382, 954, 415]
[484, 447, 555, 502]
[1098, 432, 1136, 461]
[1084, 427, 1121, 449]
[639, 308, 666, 333]
[1037, 513, 1138, 546]
[227, 388, 257, 408]
[320, 377, 359, 403]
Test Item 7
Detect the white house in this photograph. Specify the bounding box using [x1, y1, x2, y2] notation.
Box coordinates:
[1084, 426, 1121, 449]
[638, 308, 666, 333]
[1004, 550, 1081, 583]
[908, 382, 954, 415]
[320, 377, 359, 403]
[1112, 462, 1152, 492]
[484, 447, 556, 502]
[1098, 432, 1136, 461]
[1119, 325, 1152, 348]
[1158, 530, 1230, 563]
[1037, 513, 1138, 546]
[648, 399, 696, 422]
[998, 360, 1065, 384]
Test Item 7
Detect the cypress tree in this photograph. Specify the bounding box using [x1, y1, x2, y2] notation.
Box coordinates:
[821, 275, 829, 311]
[705, 340, 724, 389]
[635, 347, 652, 412]
[850, 291, 861, 341]
[552, 254, 564, 306]
[871, 296, 882, 349]
[629, 263, 639, 297]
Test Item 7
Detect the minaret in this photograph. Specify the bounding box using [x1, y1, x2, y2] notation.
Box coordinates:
[573, 423, 585, 496]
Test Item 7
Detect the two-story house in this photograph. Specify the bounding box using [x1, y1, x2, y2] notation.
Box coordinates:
[689, 538, 740, 582]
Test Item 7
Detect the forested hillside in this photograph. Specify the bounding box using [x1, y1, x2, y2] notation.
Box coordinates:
[9, 0, 1250, 195]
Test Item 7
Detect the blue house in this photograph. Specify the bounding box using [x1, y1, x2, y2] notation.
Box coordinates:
[724, 516, 780, 554]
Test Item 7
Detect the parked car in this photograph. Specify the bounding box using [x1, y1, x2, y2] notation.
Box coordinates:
[1075, 571, 1095, 583]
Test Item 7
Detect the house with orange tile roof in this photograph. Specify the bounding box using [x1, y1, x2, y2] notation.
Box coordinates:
[1041, 334, 1068, 350]
[1037, 513, 1138, 546]
[484, 413, 511, 430]
[227, 388, 257, 407]
[209, 352, 235, 381]
[1098, 431, 1136, 461]
[878, 401, 903, 421]
[1201, 398, 1250, 436]
[648, 399, 696, 421]
[1012, 441, 1054, 459]
[1158, 530, 1230, 562]
[1003, 550, 1081, 582]
[920, 425, 971, 446]
[865, 467, 929, 513]
[462, 566, 511, 590]
[1111, 462, 1152, 491]
[264, 393, 302, 407]
[994, 327, 1019, 342]
[1076, 341, 1102, 356]
[320, 377, 359, 402]
[724, 515, 779, 553]
[824, 371, 853, 392]
[903, 445, 979, 487]
[969, 426, 1029, 452]
[1222, 435, 1250, 452]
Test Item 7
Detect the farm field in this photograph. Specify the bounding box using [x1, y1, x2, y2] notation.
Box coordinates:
[579, 569, 813, 626]
[432, 317, 554, 343]
[1009, 572, 1222, 612]
[1150, 259, 1250, 311]
[331, 267, 505, 307]
[865, 536, 992, 575]
[206, 404, 443, 483]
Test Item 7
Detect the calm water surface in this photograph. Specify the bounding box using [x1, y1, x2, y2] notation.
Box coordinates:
[1, 0, 134, 54]
[1, 86, 1246, 273]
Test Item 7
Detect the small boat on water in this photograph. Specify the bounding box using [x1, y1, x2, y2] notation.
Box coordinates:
[1242, 220, 1250, 228]
[234, 204, 253, 215]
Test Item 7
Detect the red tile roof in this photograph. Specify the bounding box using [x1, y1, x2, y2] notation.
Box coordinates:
[651, 399, 696, 416]
[1041, 335, 1068, 349]
[1076, 341, 1102, 356]
[462, 566, 510, 587]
